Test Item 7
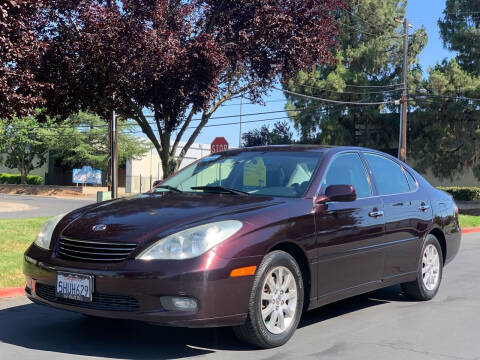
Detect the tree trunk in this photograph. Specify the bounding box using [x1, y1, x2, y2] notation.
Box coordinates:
[20, 170, 27, 184]
[19, 156, 27, 184]
[159, 132, 178, 179]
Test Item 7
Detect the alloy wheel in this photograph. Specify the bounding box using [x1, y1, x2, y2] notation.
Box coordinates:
[260, 266, 298, 335]
[422, 244, 440, 291]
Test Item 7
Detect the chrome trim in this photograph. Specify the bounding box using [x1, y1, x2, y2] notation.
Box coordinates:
[57, 250, 127, 262]
[57, 237, 137, 262]
[58, 242, 135, 251]
[59, 246, 132, 257]
[313, 149, 422, 207]
[60, 236, 136, 247]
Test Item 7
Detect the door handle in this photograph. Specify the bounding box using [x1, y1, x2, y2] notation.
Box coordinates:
[419, 204, 430, 212]
[368, 210, 384, 218]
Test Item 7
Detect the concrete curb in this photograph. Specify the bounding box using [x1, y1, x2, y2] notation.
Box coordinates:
[462, 227, 480, 234]
[0, 227, 478, 300]
[0, 287, 24, 299]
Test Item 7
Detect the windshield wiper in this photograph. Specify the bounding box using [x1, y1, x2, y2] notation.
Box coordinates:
[155, 185, 182, 193]
[191, 186, 250, 196]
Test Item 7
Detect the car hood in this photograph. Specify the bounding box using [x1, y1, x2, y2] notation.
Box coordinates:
[60, 192, 282, 245]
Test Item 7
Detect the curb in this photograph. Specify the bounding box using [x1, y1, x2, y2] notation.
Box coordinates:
[0, 287, 24, 299]
[462, 227, 480, 234]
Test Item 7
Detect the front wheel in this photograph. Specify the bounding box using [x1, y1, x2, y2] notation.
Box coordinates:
[401, 234, 443, 301]
[233, 250, 304, 348]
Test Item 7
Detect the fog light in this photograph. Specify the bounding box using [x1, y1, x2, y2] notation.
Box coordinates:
[160, 296, 198, 312]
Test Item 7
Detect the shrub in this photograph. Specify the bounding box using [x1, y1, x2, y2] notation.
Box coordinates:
[437, 186, 480, 201]
[0, 173, 43, 185]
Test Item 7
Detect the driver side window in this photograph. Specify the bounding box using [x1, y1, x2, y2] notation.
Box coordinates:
[323, 153, 372, 199]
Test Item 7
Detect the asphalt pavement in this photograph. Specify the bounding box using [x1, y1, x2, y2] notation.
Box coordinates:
[0, 194, 94, 218]
[0, 233, 478, 360]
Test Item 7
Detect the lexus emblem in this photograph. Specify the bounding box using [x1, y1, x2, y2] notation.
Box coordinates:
[92, 224, 107, 232]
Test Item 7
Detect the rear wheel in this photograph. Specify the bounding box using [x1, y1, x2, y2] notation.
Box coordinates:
[233, 250, 304, 348]
[401, 234, 443, 301]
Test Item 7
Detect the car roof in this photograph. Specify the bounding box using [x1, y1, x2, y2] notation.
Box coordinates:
[216, 145, 378, 154]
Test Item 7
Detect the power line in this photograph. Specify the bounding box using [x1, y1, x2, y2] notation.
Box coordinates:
[220, 99, 287, 107]
[342, 83, 401, 88]
[297, 83, 404, 95]
[412, 93, 480, 102]
[276, 87, 399, 105]
[144, 107, 305, 122]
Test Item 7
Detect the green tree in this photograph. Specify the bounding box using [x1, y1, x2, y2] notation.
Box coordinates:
[284, 0, 426, 149]
[242, 121, 294, 147]
[439, 0, 480, 74]
[52, 112, 151, 172]
[409, 59, 480, 180]
[0, 115, 56, 184]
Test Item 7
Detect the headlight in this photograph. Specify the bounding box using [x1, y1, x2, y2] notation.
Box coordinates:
[137, 220, 243, 260]
[34, 214, 65, 250]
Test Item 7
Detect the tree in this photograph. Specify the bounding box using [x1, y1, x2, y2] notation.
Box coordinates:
[439, 0, 480, 75]
[0, 0, 47, 119]
[242, 121, 294, 147]
[408, 59, 480, 180]
[0, 114, 56, 183]
[52, 112, 151, 172]
[283, 0, 426, 149]
[36, 0, 343, 178]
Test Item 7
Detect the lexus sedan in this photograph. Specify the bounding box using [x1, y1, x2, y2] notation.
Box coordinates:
[23, 146, 461, 348]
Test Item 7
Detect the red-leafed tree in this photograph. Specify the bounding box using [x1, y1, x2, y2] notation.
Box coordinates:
[38, 0, 343, 177]
[0, 0, 47, 119]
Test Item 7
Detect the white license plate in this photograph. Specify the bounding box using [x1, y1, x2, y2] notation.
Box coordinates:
[56, 272, 93, 302]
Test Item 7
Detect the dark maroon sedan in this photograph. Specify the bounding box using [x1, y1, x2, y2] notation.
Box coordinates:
[24, 146, 461, 348]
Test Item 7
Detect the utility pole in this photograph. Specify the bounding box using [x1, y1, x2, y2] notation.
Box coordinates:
[110, 107, 118, 199]
[239, 96, 243, 148]
[397, 17, 411, 162]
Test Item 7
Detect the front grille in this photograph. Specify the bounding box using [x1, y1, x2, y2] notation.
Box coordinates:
[57, 237, 137, 262]
[36, 283, 140, 312]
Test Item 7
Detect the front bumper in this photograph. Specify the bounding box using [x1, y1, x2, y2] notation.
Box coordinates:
[23, 245, 262, 327]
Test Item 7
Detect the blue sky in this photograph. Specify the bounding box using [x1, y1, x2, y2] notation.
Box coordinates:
[177, 0, 456, 148]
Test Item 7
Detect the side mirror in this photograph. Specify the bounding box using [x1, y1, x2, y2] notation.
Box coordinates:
[325, 184, 356, 202]
[152, 180, 162, 188]
[313, 185, 356, 207]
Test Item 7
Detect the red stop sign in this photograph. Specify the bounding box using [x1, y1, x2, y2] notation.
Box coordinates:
[211, 137, 229, 153]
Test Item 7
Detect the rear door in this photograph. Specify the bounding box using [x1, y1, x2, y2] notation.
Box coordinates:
[314, 152, 385, 298]
[363, 153, 432, 280]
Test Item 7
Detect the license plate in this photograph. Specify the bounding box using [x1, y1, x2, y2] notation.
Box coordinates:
[56, 272, 93, 302]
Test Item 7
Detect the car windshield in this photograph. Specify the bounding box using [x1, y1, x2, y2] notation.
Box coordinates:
[155, 151, 323, 198]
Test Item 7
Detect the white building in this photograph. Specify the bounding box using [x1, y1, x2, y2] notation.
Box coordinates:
[125, 142, 212, 193]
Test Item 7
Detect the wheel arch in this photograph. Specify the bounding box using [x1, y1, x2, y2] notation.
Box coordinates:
[429, 227, 447, 264]
[268, 241, 311, 310]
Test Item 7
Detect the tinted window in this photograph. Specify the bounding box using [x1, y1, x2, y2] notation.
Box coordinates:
[405, 170, 418, 191]
[364, 153, 410, 195]
[323, 153, 371, 198]
[159, 151, 322, 198]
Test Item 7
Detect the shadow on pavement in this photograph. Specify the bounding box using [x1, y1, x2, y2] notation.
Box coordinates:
[0, 285, 409, 359]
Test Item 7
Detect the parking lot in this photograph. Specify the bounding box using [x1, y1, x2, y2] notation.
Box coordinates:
[0, 194, 94, 218]
[0, 233, 477, 360]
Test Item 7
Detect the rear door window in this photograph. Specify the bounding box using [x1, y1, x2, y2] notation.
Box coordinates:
[364, 153, 410, 195]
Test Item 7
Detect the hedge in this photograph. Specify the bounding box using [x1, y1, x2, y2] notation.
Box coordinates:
[437, 186, 480, 202]
[0, 173, 43, 185]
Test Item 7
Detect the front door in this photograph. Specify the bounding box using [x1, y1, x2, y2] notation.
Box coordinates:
[314, 152, 385, 300]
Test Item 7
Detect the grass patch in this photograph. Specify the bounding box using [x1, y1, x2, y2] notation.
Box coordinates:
[459, 214, 480, 229]
[0, 217, 50, 289]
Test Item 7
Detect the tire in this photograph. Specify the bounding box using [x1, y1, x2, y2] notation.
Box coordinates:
[233, 250, 304, 348]
[401, 234, 443, 301]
